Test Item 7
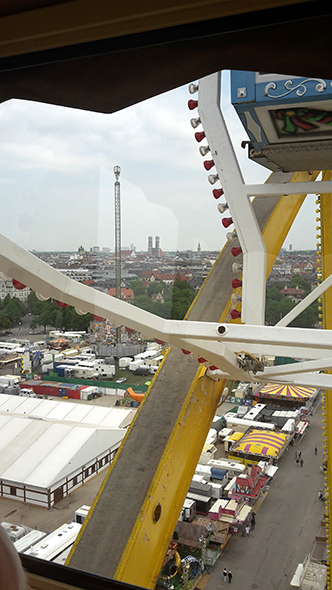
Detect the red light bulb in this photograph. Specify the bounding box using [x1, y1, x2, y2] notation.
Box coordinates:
[203, 159, 215, 171]
[188, 99, 198, 110]
[222, 217, 233, 228]
[213, 188, 224, 199]
[55, 300, 68, 308]
[230, 309, 241, 319]
[12, 279, 26, 290]
[194, 131, 206, 142]
[232, 278, 242, 288]
[231, 246, 242, 257]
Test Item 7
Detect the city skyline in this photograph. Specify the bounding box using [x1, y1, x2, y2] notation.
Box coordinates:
[0, 72, 317, 254]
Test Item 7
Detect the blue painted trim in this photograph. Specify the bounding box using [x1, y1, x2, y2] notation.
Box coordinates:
[231, 70, 256, 104]
[255, 77, 332, 106]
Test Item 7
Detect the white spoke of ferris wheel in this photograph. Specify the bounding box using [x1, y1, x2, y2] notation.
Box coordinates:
[197, 72, 266, 326]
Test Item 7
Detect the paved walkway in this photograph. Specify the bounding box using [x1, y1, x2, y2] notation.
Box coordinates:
[206, 404, 325, 590]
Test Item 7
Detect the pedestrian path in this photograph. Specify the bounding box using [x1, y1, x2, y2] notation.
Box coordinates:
[205, 404, 325, 590]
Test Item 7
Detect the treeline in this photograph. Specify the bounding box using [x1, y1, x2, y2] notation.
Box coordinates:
[129, 279, 196, 320]
[0, 274, 318, 332]
[265, 274, 318, 328]
[28, 293, 93, 332]
[0, 295, 26, 328]
[26, 279, 196, 333]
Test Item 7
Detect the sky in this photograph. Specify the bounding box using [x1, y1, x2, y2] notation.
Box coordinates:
[0, 71, 317, 254]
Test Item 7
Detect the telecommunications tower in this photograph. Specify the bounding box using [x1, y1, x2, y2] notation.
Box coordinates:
[114, 165, 121, 343]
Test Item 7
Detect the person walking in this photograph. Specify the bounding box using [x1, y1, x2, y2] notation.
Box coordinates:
[295, 458, 299, 467]
[245, 525, 250, 537]
[223, 568, 228, 582]
[228, 571, 233, 583]
[315, 447, 318, 455]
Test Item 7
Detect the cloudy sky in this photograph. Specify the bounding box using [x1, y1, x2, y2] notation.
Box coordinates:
[0, 71, 316, 254]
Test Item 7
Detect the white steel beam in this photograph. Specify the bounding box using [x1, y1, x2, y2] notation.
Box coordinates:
[261, 357, 332, 377]
[256, 372, 332, 390]
[276, 275, 332, 327]
[197, 73, 266, 326]
[246, 181, 332, 197]
[2, 233, 332, 381]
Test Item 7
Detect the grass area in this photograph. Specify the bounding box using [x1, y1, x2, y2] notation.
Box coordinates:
[114, 367, 153, 387]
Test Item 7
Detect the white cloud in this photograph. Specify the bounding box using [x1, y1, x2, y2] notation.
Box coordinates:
[0, 73, 317, 253]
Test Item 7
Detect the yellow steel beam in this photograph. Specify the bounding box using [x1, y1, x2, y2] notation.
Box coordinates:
[114, 369, 226, 588]
[319, 170, 332, 589]
[219, 170, 320, 322]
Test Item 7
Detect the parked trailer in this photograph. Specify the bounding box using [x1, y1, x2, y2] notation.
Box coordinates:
[14, 530, 47, 554]
[24, 523, 82, 562]
[119, 357, 132, 370]
[208, 458, 247, 477]
[19, 380, 84, 399]
[1, 522, 29, 542]
[134, 350, 159, 362]
[129, 359, 144, 371]
[96, 364, 115, 378]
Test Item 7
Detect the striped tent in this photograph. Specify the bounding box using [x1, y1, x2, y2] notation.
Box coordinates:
[259, 384, 315, 399]
[235, 428, 289, 458]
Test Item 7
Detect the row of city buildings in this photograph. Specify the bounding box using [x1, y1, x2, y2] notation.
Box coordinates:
[0, 247, 319, 305]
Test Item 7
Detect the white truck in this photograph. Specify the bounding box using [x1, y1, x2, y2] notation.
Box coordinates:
[0, 375, 20, 387]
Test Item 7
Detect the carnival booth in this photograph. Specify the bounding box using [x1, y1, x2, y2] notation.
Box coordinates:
[256, 383, 318, 410]
[228, 427, 290, 466]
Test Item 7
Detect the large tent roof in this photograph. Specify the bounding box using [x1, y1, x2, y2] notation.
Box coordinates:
[234, 428, 289, 458]
[0, 394, 136, 487]
[0, 393, 136, 428]
[259, 384, 316, 400]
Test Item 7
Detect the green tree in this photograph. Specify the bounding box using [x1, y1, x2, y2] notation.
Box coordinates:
[0, 312, 13, 329]
[168, 280, 195, 320]
[31, 306, 57, 332]
[290, 301, 318, 328]
[129, 280, 147, 297]
[289, 274, 311, 294]
[132, 295, 155, 314]
[30, 297, 93, 332]
[266, 286, 283, 302]
[147, 281, 165, 297]
[3, 297, 26, 323]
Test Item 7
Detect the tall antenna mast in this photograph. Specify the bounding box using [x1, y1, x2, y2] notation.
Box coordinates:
[114, 165, 121, 343]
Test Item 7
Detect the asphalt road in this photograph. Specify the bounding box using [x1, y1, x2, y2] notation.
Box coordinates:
[205, 403, 325, 590]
